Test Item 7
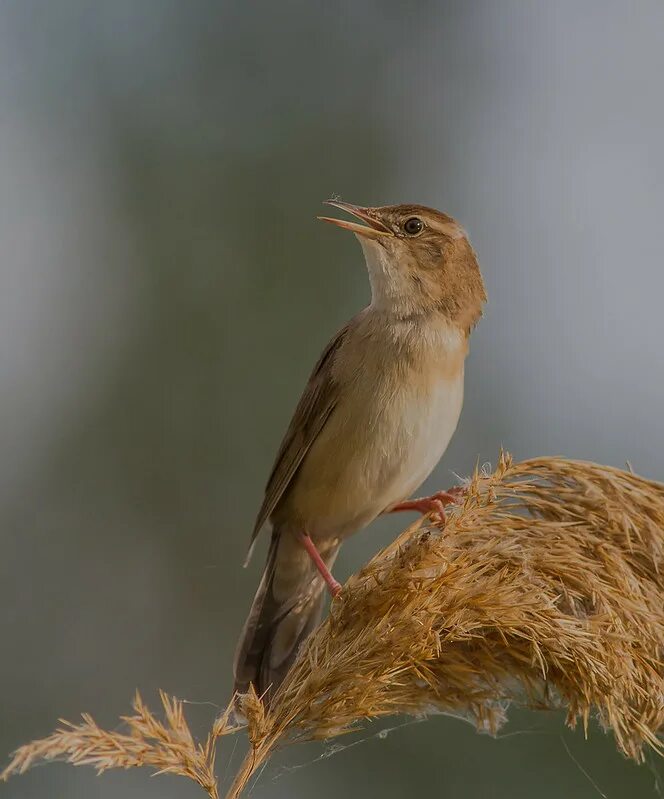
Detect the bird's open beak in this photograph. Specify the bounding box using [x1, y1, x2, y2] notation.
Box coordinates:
[318, 201, 393, 240]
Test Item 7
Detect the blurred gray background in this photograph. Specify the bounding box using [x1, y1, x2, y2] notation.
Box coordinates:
[2, 1, 663, 797]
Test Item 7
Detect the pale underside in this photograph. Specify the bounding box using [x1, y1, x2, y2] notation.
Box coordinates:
[267, 309, 466, 543]
[273, 357, 463, 541]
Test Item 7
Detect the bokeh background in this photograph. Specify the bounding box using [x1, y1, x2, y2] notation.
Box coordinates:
[2, 1, 664, 797]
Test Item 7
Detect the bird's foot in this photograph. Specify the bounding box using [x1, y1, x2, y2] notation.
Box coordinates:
[297, 532, 342, 598]
[439, 485, 467, 503]
[389, 486, 466, 524]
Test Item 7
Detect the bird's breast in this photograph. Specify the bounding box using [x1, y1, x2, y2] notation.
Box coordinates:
[277, 322, 466, 540]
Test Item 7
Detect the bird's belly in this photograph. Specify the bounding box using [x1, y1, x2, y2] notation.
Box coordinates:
[276, 373, 464, 541]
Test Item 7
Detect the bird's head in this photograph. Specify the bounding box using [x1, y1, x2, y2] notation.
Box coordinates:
[319, 200, 486, 331]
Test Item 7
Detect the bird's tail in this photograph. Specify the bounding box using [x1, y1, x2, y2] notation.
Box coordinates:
[233, 529, 340, 702]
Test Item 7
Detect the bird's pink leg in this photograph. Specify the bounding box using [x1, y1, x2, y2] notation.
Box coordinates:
[389, 487, 466, 523]
[297, 532, 342, 598]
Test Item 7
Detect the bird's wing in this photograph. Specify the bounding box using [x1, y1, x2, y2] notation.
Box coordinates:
[244, 322, 351, 564]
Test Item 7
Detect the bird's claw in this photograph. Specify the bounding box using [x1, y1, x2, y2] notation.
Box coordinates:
[389, 486, 467, 524]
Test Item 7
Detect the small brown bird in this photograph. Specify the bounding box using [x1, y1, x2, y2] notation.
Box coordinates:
[233, 201, 486, 699]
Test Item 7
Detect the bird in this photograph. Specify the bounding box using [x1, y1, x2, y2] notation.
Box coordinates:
[233, 200, 486, 701]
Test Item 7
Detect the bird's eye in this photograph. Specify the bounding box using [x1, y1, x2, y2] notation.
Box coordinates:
[403, 217, 424, 236]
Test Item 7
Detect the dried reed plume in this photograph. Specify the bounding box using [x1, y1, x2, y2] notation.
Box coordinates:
[3, 454, 663, 798]
[1, 690, 236, 799]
